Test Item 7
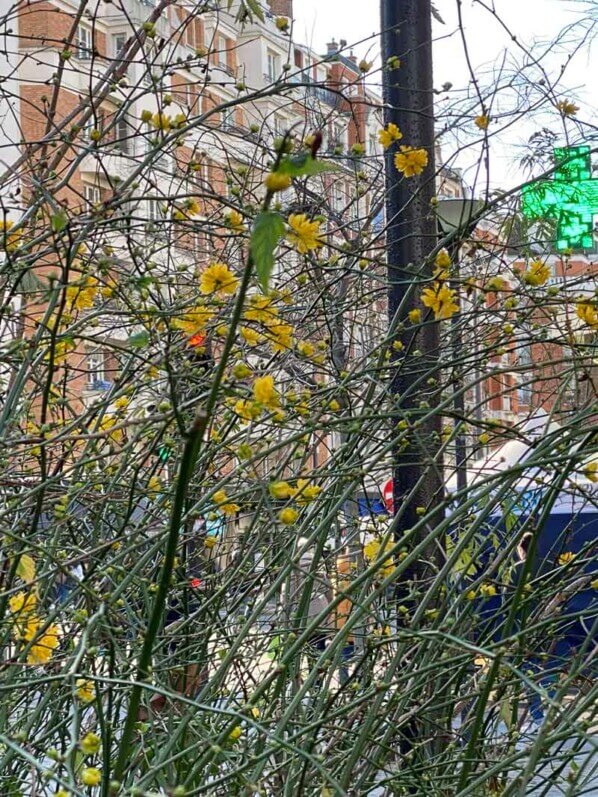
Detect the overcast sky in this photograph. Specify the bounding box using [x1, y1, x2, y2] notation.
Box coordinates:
[292, 0, 596, 191]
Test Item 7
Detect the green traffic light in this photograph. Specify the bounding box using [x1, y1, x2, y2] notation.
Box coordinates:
[521, 146, 598, 251]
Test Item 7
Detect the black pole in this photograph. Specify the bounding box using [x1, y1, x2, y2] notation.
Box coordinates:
[448, 239, 467, 496]
[381, 2, 442, 560]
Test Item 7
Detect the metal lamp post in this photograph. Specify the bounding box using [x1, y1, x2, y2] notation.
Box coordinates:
[436, 198, 484, 493]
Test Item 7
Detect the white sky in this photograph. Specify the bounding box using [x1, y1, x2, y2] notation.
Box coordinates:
[292, 0, 597, 191]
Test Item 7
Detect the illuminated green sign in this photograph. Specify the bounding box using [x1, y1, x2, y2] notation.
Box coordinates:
[521, 146, 598, 250]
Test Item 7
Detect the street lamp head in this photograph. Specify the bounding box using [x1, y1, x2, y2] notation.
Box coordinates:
[436, 198, 485, 235]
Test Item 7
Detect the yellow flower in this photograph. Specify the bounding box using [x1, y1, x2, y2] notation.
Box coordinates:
[80, 767, 102, 787]
[221, 502, 240, 515]
[213, 489, 229, 505]
[269, 481, 295, 499]
[328, 399, 341, 412]
[485, 276, 507, 292]
[394, 146, 428, 177]
[200, 262, 238, 296]
[152, 112, 171, 131]
[240, 326, 262, 346]
[253, 375, 280, 409]
[229, 725, 243, 740]
[363, 538, 394, 579]
[297, 341, 315, 357]
[474, 114, 489, 130]
[66, 276, 98, 311]
[265, 172, 292, 192]
[378, 123, 402, 149]
[184, 197, 201, 216]
[148, 475, 161, 494]
[434, 248, 451, 269]
[408, 308, 421, 324]
[295, 479, 322, 504]
[9, 591, 37, 617]
[0, 219, 23, 251]
[267, 322, 294, 352]
[26, 622, 60, 665]
[76, 679, 95, 703]
[421, 283, 459, 319]
[114, 396, 129, 410]
[576, 301, 598, 328]
[556, 100, 579, 116]
[233, 398, 261, 421]
[278, 507, 299, 525]
[80, 731, 101, 756]
[558, 551, 575, 566]
[479, 583, 497, 598]
[584, 462, 598, 483]
[225, 209, 245, 232]
[172, 305, 214, 336]
[275, 16, 289, 31]
[522, 259, 550, 286]
[287, 214, 324, 254]
[478, 432, 490, 445]
[100, 415, 123, 445]
[244, 294, 279, 324]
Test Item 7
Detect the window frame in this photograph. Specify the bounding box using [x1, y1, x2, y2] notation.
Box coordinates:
[77, 25, 93, 60]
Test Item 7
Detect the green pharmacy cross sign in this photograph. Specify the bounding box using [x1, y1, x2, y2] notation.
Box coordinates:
[522, 146, 598, 250]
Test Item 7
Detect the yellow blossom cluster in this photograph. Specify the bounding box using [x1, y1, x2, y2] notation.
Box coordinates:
[577, 301, 598, 328]
[8, 591, 60, 665]
[421, 282, 459, 320]
[66, 276, 98, 312]
[0, 219, 23, 251]
[212, 488, 240, 516]
[200, 262, 239, 297]
[522, 259, 550, 287]
[286, 214, 324, 254]
[378, 123, 402, 150]
[241, 294, 295, 353]
[363, 538, 395, 579]
[394, 146, 428, 178]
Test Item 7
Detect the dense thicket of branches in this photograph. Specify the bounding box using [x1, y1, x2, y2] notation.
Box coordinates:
[0, 1, 596, 795]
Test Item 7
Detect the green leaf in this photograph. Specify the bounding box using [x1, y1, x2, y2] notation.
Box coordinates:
[278, 153, 339, 178]
[250, 211, 285, 293]
[51, 210, 68, 233]
[16, 553, 36, 583]
[128, 331, 149, 348]
[236, 0, 264, 22]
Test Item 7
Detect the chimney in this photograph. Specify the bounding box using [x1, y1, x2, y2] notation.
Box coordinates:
[268, 0, 293, 16]
[326, 39, 338, 56]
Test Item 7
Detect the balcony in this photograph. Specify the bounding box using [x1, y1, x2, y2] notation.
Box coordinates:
[79, 148, 134, 182]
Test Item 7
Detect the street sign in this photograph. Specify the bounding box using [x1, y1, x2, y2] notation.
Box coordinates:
[521, 146, 598, 250]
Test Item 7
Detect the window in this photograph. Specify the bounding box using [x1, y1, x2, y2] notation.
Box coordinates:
[77, 26, 92, 60]
[113, 33, 126, 58]
[216, 35, 227, 68]
[221, 107, 234, 130]
[86, 349, 106, 389]
[266, 49, 279, 81]
[84, 184, 101, 206]
[113, 33, 128, 75]
[518, 377, 533, 406]
[114, 115, 131, 154]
